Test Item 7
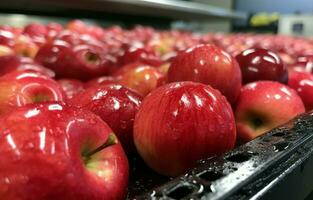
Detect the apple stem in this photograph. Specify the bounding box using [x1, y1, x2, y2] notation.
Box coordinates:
[83, 133, 118, 158]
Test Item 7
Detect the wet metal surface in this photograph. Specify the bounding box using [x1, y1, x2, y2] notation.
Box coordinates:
[128, 111, 313, 199]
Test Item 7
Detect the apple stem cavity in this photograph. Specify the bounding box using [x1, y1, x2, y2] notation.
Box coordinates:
[32, 94, 51, 103]
[251, 117, 263, 129]
[85, 51, 100, 65]
[82, 133, 118, 160]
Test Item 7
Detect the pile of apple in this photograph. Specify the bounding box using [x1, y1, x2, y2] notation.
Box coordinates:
[0, 20, 312, 199]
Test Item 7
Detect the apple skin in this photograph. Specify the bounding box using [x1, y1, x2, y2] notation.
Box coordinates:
[168, 44, 242, 104]
[13, 35, 39, 58]
[66, 20, 88, 35]
[0, 70, 66, 115]
[294, 55, 313, 67]
[46, 22, 63, 35]
[0, 102, 128, 200]
[23, 23, 48, 38]
[117, 47, 163, 67]
[114, 63, 165, 96]
[69, 84, 142, 154]
[235, 81, 305, 142]
[0, 45, 14, 56]
[87, 25, 105, 40]
[36, 40, 113, 80]
[235, 48, 288, 84]
[0, 29, 16, 47]
[55, 44, 112, 80]
[134, 81, 236, 176]
[57, 79, 85, 99]
[35, 39, 70, 71]
[288, 71, 313, 111]
[0, 55, 55, 78]
[288, 55, 313, 73]
[84, 76, 117, 89]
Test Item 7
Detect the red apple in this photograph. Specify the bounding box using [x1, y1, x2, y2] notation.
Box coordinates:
[289, 55, 313, 73]
[18, 57, 55, 78]
[23, 23, 47, 38]
[294, 55, 313, 67]
[118, 46, 163, 67]
[288, 71, 313, 111]
[235, 48, 288, 84]
[57, 44, 112, 80]
[13, 35, 39, 58]
[35, 39, 70, 70]
[114, 63, 165, 96]
[0, 45, 14, 56]
[57, 79, 85, 99]
[168, 44, 242, 104]
[70, 84, 142, 153]
[55, 30, 82, 46]
[0, 29, 16, 47]
[0, 55, 55, 78]
[0, 102, 128, 200]
[46, 22, 63, 34]
[0, 70, 66, 115]
[235, 81, 305, 142]
[84, 76, 116, 88]
[66, 20, 88, 35]
[87, 25, 105, 40]
[134, 81, 236, 176]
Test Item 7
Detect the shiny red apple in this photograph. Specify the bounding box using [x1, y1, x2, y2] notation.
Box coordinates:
[70, 84, 142, 153]
[118, 46, 163, 67]
[0, 70, 66, 115]
[0, 45, 14, 56]
[235, 81, 305, 142]
[84, 76, 117, 89]
[134, 81, 236, 176]
[235, 48, 288, 84]
[57, 79, 85, 99]
[288, 55, 313, 73]
[114, 63, 165, 96]
[0, 102, 128, 200]
[0, 55, 55, 78]
[23, 23, 48, 38]
[288, 71, 313, 111]
[66, 20, 88, 35]
[13, 35, 39, 58]
[168, 44, 242, 104]
[35, 39, 70, 71]
[56, 44, 112, 80]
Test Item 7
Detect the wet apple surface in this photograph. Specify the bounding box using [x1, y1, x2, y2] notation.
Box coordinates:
[235, 81, 305, 142]
[69, 84, 143, 154]
[288, 71, 313, 111]
[0, 20, 312, 199]
[235, 48, 288, 84]
[0, 71, 66, 115]
[114, 63, 165, 96]
[168, 44, 242, 104]
[0, 102, 128, 200]
[134, 82, 236, 176]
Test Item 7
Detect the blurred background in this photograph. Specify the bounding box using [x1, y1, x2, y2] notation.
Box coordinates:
[0, 0, 312, 37]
